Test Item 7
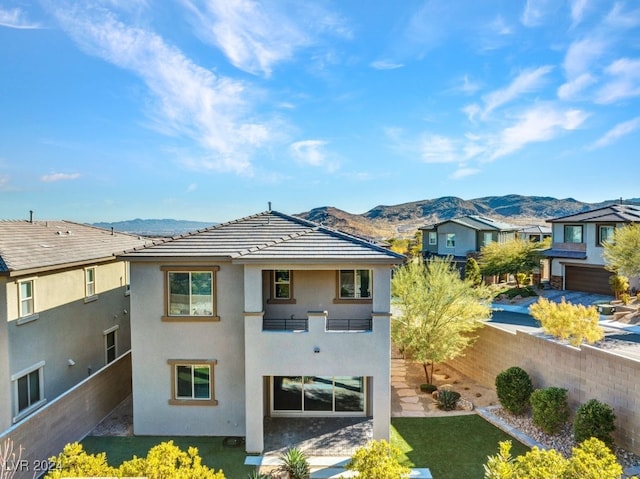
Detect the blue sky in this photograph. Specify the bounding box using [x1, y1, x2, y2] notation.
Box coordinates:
[1, 1, 640, 223]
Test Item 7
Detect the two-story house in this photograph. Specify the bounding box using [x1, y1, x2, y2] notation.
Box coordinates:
[0, 218, 151, 432]
[120, 210, 404, 453]
[543, 203, 640, 294]
[420, 215, 519, 268]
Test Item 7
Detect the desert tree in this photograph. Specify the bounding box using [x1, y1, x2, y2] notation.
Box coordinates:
[392, 257, 493, 384]
[480, 239, 543, 288]
[529, 297, 603, 347]
[603, 223, 640, 280]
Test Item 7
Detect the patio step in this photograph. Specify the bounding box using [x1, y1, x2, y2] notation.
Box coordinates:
[244, 455, 351, 467]
[310, 467, 432, 478]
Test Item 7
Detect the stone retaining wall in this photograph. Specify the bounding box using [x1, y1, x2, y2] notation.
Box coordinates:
[447, 325, 640, 454]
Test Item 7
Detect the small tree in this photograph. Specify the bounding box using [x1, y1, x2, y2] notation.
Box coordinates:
[603, 223, 640, 279]
[392, 257, 493, 384]
[465, 257, 482, 287]
[345, 440, 410, 479]
[608, 274, 629, 300]
[529, 298, 603, 347]
[480, 239, 542, 288]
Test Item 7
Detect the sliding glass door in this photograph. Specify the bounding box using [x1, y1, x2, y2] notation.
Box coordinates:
[272, 376, 365, 416]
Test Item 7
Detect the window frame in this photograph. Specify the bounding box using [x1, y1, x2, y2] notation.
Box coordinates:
[11, 361, 45, 422]
[482, 231, 494, 246]
[124, 261, 131, 296]
[84, 266, 98, 302]
[564, 225, 584, 244]
[446, 233, 456, 248]
[268, 270, 296, 304]
[428, 231, 437, 245]
[167, 359, 218, 406]
[104, 325, 119, 364]
[17, 278, 36, 320]
[161, 266, 220, 322]
[334, 269, 373, 304]
[597, 224, 615, 247]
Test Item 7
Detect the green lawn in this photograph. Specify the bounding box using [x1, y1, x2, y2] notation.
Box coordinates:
[81, 436, 253, 479]
[391, 416, 530, 479]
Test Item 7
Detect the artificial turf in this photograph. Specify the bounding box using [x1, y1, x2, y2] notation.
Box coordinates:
[391, 415, 530, 479]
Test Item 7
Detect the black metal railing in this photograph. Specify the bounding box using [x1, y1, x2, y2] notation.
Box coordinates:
[326, 318, 372, 332]
[262, 318, 309, 331]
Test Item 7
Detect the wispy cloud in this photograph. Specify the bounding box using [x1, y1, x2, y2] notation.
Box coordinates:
[589, 117, 640, 150]
[605, 2, 640, 29]
[557, 72, 595, 100]
[480, 66, 553, 118]
[420, 135, 458, 164]
[457, 75, 481, 95]
[450, 167, 480, 180]
[521, 0, 555, 27]
[48, 2, 274, 174]
[41, 172, 81, 182]
[562, 36, 607, 79]
[570, 0, 588, 27]
[491, 104, 588, 160]
[186, 183, 198, 192]
[290, 140, 339, 171]
[0, 7, 41, 29]
[0, 174, 11, 191]
[595, 58, 640, 104]
[181, 0, 349, 77]
[370, 60, 404, 70]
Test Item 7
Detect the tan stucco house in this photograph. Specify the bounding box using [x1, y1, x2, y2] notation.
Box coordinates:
[543, 203, 640, 294]
[121, 210, 404, 453]
[0, 218, 151, 432]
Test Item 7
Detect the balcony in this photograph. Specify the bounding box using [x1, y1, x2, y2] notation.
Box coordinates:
[261, 312, 373, 332]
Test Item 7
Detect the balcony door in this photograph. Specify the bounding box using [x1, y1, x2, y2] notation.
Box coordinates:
[271, 376, 365, 416]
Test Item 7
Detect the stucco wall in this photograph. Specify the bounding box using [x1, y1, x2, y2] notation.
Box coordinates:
[0, 353, 131, 479]
[446, 324, 640, 454]
[130, 261, 246, 436]
[437, 223, 476, 257]
[0, 279, 10, 431]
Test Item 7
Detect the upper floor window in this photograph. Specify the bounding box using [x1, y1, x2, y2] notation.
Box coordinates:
[12, 362, 45, 421]
[598, 225, 615, 246]
[162, 267, 219, 321]
[85, 267, 96, 298]
[446, 234, 456, 248]
[482, 232, 494, 246]
[564, 225, 583, 243]
[124, 261, 131, 296]
[167, 359, 218, 406]
[274, 270, 292, 300]
[18, 280, 34, 318]
[339, 269, 371, 299]
[428, 232, 437, 245]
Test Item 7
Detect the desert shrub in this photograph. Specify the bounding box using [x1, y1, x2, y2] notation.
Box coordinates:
[530, 387, 569, 434]
[279, 447, 310, 479]
[465, 257, 482, 287]
[573, 399, 616, 447]
[609, 274, 629, 300]
[437, 389, 461, 411]
[495, 366, 533, 415]
[620, 292, 631, 305]
[346, 440, 410, 479]
[420, 383, 437, 393]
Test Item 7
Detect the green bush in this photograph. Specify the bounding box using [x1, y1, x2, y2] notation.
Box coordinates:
[495, 366, 533, 415]
[420, 383, 437, 393]
[530, 387, 569, 434]
[279, 447, 310, 479]
[437, 389, 461, 411]
[573, 399, 616, 447]
[346, 440, 410, 479]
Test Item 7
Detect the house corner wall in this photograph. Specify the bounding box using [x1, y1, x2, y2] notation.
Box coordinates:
[0, 278, 10, 431]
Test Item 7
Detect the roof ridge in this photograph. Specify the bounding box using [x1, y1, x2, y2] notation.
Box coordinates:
[235, 226, 317, 257]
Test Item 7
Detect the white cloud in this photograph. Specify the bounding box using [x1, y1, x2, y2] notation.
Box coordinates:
[462, 104, 481, 122]
[481, 66, 553, 117]
[49, 2, 274, 174]
[589, 117, 640, 150]
[290, 140, 338, 171]
[181, 0, 349, 77]
[41, 172, 81, 182]
[521, 0, 555, 27]
[595, 58, 640, 104]
[0, 7, 41, 29]
[450, 167, 480, 180]
[491, 105, 588, 160]
[370, 60, 404, 70]
[489, 15, 512, 35]
[0, 174, 11, 191]
[557, 73, 595, 100]
[457, 75, 481, 95]
[570, 0, 588, 26]
[605, 2, 640, 29]
[419, 135, 457, 163]
[186, 183, 198, 192]
[562, 36, 607, 79]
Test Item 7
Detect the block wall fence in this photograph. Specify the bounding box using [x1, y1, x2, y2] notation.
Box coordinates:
[0, 352, 132, 479]
[447, 324, 640, 454]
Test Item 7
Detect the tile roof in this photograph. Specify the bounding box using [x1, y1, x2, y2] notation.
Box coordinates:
[421, 215, 519, 231]
[0, 220, 153, 275]
[518, 225, 552, 234]
[122, 211, 405, 264]
[548, 203, 640, 223]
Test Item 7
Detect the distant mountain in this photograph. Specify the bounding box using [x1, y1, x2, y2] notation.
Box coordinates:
[297, 195, 639, 240]
[92, 218, 216, 237]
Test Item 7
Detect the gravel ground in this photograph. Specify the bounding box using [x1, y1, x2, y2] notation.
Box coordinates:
[490, 406, 640, 472]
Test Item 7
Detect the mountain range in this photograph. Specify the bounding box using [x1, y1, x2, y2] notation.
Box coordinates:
[94, 195, 640, 240]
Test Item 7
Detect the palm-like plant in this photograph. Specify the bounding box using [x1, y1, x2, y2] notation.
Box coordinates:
[279, 447, 310, 479]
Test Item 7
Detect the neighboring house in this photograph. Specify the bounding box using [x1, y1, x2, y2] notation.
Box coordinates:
[543, 203, 640, 294]
[0, 219, 151, 432]
[121, 210, 404, 453]
[420, 215, 519, 266]
[517, 225, 552, 243]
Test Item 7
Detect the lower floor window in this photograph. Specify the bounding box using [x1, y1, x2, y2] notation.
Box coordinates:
[167, 359, 218, 406]
[12, 362, 45, 421]
[104, 327, 118, 364]
[272, 376, 365, 414]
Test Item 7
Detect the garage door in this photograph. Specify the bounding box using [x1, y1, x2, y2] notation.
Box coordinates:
[564, 265, 613, 295]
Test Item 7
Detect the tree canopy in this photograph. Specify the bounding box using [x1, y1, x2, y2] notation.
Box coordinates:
[392, 257, 493, 384]
[480, 239, 544, 288]
[529, 297, 603, 347]
[603, 223, 640, 279]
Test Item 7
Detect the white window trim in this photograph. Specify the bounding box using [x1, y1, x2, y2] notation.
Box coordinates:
[11, 361, 46, 423]
[84, 266, 98, 302]
[17, 277, 37, 321]
[124, 261, 131, 296]
[446, 233, 456, 248]
[104, 325, 119, 364]
[428, 232, 437, 245]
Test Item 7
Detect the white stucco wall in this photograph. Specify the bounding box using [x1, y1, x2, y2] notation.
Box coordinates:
[130, 261, 246, 436]
[0, 279, 10, 430]
[550, 223, 609, 276]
